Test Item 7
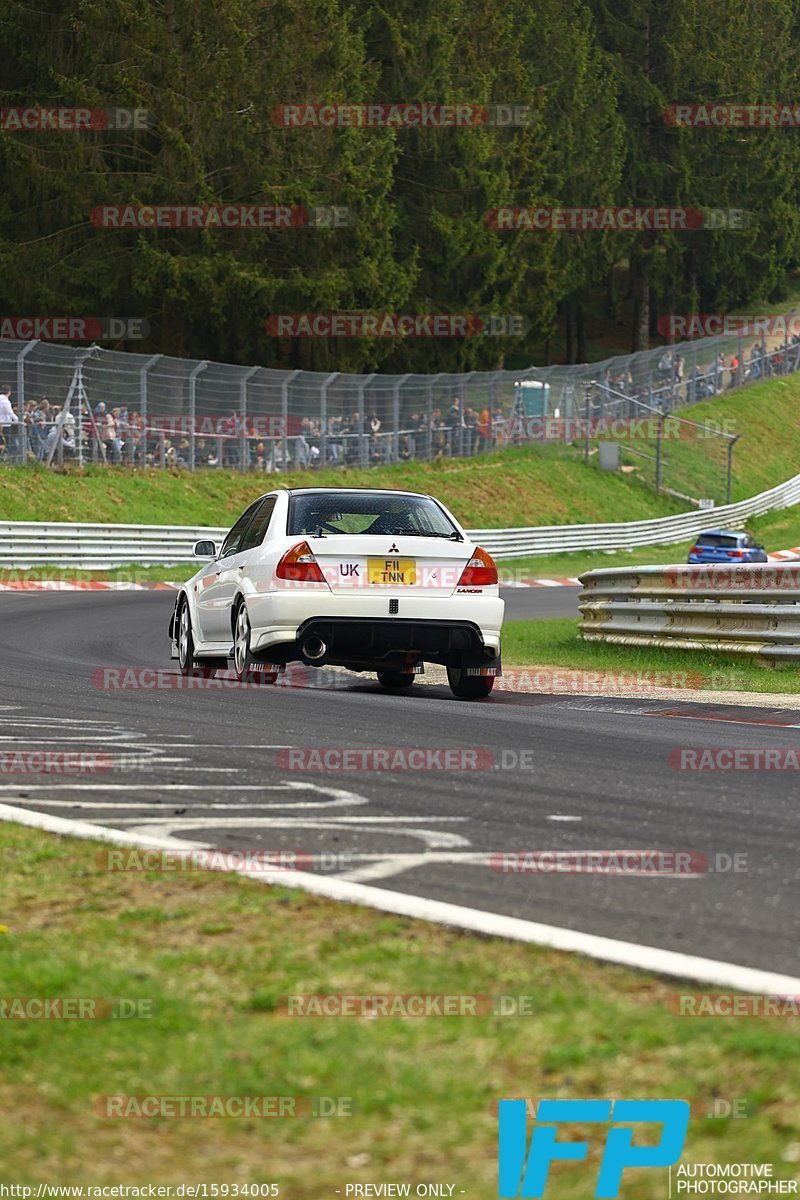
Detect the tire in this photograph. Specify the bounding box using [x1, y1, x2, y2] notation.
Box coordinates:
[233, 599, 257, 681]
[377, 671, 415, 689]
[177, 598, 224, 677]
[446, 665, 495, 700]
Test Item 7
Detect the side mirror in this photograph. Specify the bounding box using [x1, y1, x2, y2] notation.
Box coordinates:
[194, 540, 216, 557]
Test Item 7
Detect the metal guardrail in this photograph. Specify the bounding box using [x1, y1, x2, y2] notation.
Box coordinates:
[3, 467, 800, 568]
[579, 562, 800, 660]
[471, 469, 800, 559]
[0, 522, 227, 569]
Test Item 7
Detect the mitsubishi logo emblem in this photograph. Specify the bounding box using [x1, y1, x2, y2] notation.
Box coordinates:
[388, 543, 399, 553]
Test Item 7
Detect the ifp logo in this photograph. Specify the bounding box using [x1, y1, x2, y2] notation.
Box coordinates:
[498, 1099, 690, 1198]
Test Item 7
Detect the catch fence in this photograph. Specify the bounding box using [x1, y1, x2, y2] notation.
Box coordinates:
[0, 315, 796, 504]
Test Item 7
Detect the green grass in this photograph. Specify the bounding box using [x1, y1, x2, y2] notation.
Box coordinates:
[0, 443, 689, 529]
[1, 823, 798, 1193]
[504, 617, 800, 694]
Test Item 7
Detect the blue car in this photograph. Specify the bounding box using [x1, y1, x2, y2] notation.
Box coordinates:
[687, 529, 768, 564]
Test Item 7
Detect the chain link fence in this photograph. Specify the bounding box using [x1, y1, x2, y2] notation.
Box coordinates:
[0, 318, 796, 501]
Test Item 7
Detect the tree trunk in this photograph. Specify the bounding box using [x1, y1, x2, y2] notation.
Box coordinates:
[575, 301, 587, 363]
[631, 252, 651, 352]
[564, 301, 574, 364]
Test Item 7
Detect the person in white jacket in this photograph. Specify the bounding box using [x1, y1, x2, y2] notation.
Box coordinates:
[0, 386, 19, 459]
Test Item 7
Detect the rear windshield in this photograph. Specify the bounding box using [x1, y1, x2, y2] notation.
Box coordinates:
[287, 492, 458, 537]
[696, 534, 739, 548]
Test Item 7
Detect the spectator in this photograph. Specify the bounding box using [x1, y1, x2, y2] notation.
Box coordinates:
[464, 406, 479, 455]
[729, 355, 740, 388]
[102, 409, 122, 463]
[0, 385, 19, 459]
[478, 405, 491, 452]
[448, 397, 463, 455]
[398, 433, 413, 461]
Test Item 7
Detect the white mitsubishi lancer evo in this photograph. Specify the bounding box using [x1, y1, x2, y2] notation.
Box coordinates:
[169, 487, 504, 699]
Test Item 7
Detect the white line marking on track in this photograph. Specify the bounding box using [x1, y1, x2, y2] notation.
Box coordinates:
[546, 815, 582, 821]
[0, 783, 361, 792]
[2, 800, 797, 996]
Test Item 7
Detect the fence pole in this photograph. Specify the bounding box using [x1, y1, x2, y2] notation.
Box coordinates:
[188, 361, 208, 472]
[655, 413, 665, 490]
[16, 340, 39, 460]
[281, 369, 299, 471]
[358, 375, 373, 467]
[392, 375, 409, 463]
[241, 366, 259, 472]
[320, 372, 338, 467]
[140, 354, 161, 469]
[583, 384, 591, 465]
[727, 435, 740, 504]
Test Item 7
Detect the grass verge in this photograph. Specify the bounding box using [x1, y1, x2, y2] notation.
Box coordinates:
[0, 823, 798, 1194]
[504, 618, 800, 694]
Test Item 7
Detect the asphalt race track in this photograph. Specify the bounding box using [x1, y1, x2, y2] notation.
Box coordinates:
[1, 590, 798, 981]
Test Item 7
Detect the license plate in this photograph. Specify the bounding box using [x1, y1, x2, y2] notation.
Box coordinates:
[367, 557, 417, 585]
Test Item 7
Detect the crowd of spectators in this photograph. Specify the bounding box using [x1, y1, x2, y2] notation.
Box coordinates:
[591, 335, 800, 417]
[3, 332, 800, 468]
[0, 392, 500, 470]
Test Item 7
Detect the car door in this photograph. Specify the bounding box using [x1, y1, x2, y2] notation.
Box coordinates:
[207, 496, 278, 638]
[194, 500, 264, 642]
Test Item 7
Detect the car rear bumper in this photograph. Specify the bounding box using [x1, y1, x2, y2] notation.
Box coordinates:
[247, 591, 504, 662]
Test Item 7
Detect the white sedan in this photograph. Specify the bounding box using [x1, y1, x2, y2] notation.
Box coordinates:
[169, 487, 504, 699]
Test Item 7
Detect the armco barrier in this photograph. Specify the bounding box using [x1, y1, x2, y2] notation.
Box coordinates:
[579, 562, 800, 660]
[0, 521, 228, 569]
[3, 468, 800, 568]
[470, 469, 800, 559]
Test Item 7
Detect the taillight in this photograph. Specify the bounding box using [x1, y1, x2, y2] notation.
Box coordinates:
[276, 541, 326, 583]
[457, 546, 498, 587]
[727, 549, 744, 558]
[689, 546, 700, 555]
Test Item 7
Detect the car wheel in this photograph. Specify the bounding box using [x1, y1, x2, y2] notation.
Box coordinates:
[377, 670, 415, 689]
[177, 598, 223, 677]
[446, 665, 495, 700]
[233, 599, 257, 681]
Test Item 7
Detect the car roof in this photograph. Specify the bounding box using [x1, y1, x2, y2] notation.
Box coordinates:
[282, 487, 432, 499]
[698, 528, 748, 538]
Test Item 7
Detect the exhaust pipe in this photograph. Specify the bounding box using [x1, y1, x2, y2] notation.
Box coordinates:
[301, 634, 327, 662]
